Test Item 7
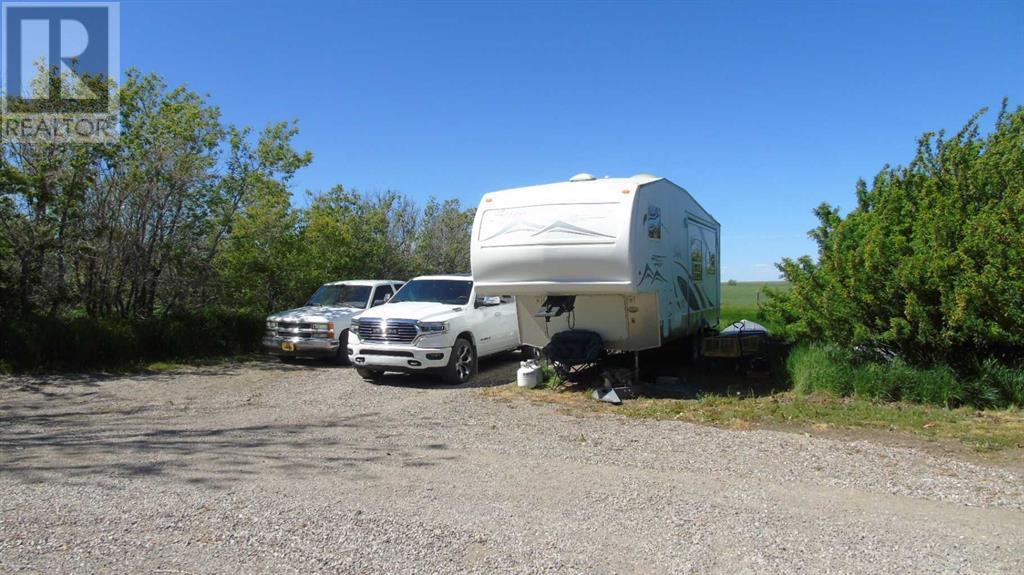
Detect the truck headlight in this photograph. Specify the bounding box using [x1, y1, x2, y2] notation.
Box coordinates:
[266, 320, 277, 329]
[417, 321, 448, 334]
[349, 318, 361, 330]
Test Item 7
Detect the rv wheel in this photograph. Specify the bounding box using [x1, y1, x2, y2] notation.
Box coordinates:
[687, 334, 702, 363]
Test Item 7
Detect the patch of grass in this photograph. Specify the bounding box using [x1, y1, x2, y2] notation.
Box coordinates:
[623, 393, 1024, 452]
[721, 281, 790, 307]
[720, 304, 760, 328]
[788, 343, 1022, 409]
[539, 362, 563, 389]
[7, 354, 265, 376]
[486, 385, 1024, 452]
[137, 354, 262, 373]
[719, 281, 789, 329]
[145, 361, 187, 372]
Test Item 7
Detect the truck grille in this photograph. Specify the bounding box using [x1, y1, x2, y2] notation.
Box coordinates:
[274, 321, 329, 339]
[356, 318, 418, 344]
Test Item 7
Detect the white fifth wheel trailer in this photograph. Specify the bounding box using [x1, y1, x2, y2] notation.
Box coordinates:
[471, 173, 720, 356]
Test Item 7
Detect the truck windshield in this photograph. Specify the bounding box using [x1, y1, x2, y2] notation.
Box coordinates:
[305, 284, 371, 308]
[389, 279, 472, 305]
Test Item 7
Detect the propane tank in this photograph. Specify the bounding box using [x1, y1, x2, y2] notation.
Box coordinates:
[517, 360, 542, 388]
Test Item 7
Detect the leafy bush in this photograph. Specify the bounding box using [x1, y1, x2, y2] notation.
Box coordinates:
[976, 358, 1024, 408]
[764, 102, 1024, 368]
[0, 311, 263, 371]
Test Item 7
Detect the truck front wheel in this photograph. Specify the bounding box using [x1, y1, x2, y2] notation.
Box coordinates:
[442, 338, 476, 384]
[331, 330, 350, 366]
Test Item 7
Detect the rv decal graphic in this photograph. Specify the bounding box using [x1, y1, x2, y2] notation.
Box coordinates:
[639, 264, 668, 285]
[530, 220, 615, 239]
[480, 221, 544, 241]
[481, 220, 613, 242]
[676, 276, 701, 311]
[673, 260, 713, 310]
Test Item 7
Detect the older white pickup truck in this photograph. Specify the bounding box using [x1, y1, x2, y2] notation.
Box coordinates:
[263, 279, 404, 364]
[347, 275, 520, 384]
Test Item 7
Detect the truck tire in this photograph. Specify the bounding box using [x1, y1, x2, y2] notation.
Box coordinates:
[356, 367, 383, 382]
[331, 330, 350, 366]
[442, 338, 476, 384]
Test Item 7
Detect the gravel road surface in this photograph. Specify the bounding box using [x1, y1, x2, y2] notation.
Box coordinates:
[2, 356, 1022, 573]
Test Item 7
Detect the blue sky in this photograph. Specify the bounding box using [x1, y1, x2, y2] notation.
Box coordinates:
[117, 0, 1022, 280]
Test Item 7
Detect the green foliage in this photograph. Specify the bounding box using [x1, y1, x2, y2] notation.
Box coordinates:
[415, 198, 475, 275]
[0, 312, 263, 371]
[787, 343, 1022, 408]
[212, 123, 310, 314]
[0, 67, 481, 370]
[764, 102, 1024, 373]
[977, 359, 1024, 408]
[540, 362, 563, 389]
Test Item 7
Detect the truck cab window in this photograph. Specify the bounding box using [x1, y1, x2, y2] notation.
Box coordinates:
[372, 285, 393, 306]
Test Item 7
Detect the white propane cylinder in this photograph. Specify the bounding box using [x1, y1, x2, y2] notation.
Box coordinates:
[517, 361, 542, 388]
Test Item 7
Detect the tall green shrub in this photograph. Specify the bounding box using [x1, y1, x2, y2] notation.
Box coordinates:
[764, 102, 1024, 368]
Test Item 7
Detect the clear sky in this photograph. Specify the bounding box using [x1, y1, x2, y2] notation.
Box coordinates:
[117, 0, 1023, 280]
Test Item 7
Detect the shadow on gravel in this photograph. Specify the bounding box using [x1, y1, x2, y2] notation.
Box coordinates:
[366, 351, 523, 390]
[0, 356, 308, 397]
[0, 410, 455, 488]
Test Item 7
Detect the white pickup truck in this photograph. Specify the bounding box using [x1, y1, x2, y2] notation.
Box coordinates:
[347, 275, 520, 384]
[263, 279, 404, 363]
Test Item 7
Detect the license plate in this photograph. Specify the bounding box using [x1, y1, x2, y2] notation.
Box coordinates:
[281, 342, 295, 352]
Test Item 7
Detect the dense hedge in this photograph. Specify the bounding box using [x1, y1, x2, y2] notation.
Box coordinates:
[0, 312, 264, 371]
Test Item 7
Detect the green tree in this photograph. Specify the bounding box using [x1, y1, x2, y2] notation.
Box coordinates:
[300, 187, 419, 293]
[415, 198, 475, 275]
[212, 122, 313, 313]
[764, 101, 1024, 367]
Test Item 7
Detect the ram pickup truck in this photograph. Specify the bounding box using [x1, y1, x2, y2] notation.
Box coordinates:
[347, 275, 520, 384]
[263, 279, 404, 363]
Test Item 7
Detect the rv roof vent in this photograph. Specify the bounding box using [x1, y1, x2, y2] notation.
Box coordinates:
[569, 173, 597, 182]
[632, 173, 659, 180]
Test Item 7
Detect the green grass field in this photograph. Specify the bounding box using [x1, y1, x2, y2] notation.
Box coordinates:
[719, 281, 790, 327]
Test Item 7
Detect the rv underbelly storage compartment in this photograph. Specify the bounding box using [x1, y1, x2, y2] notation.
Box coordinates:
[471, 173, 720, 353]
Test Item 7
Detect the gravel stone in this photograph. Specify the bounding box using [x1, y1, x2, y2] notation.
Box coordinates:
[1, 357, 1022, 573]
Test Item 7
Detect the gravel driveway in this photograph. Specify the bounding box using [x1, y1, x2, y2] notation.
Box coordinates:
[1, 356, 1022, 574]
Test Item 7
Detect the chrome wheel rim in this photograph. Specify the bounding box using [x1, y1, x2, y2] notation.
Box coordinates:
[455, 344, 473, 381]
